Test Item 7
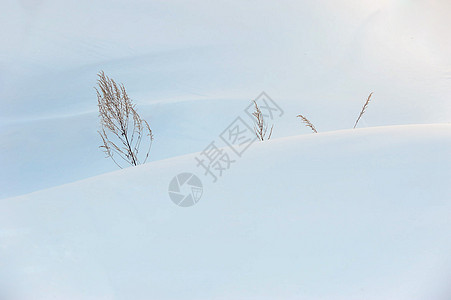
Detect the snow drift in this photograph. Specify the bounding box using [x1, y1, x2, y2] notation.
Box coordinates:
[1, 124, 450, 300]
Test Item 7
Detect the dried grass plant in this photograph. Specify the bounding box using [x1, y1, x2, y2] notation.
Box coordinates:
[96, 71, 153, 168]
[252, 100, 273, 141]
[353, 92, 374, 129]
[297, 114, 318, 133]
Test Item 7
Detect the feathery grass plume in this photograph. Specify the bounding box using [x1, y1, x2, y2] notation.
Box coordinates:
[252, 100, 273, 141]
[353, 92, 374, 129]
[96, 71, 153, 168]
[297, 114, 318, 133]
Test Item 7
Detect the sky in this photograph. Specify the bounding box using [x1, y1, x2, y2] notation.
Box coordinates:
[1, 0, 450, 120]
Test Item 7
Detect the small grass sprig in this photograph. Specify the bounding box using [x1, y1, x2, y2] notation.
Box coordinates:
[297, 114, 318, 133]
[252, 101, 273, 141]
[353, 92, 374, 129]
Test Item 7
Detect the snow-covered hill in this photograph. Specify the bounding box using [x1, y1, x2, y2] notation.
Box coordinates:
[1, 124, 450, 300]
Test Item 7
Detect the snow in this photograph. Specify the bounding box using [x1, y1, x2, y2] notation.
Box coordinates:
[1, 0, 451, 298]
[1, 124, 451, 299]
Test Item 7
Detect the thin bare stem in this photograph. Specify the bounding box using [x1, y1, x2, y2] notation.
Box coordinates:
[353, 92, 373, 129]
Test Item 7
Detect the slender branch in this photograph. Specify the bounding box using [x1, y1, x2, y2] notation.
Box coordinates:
[268, 125, 274, 140]
[354, 92, 374, 129]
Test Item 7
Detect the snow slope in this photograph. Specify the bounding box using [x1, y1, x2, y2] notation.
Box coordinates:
[1, 124, 450, 300]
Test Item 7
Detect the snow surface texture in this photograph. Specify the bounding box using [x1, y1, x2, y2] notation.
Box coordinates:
[1, 125, 451, 299]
